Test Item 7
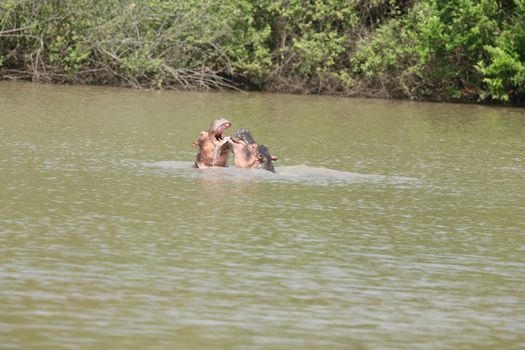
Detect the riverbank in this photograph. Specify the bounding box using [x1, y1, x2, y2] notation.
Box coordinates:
[2, 0, 525, 105]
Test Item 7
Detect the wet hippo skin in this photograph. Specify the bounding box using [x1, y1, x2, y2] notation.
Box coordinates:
[193, 118, 231, 168]
[227, 128, 277, 172]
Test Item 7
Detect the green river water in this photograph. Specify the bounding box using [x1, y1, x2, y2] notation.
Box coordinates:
[1, 81, 524, 349]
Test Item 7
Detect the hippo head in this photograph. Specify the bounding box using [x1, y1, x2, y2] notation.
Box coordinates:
[192, 118, 231, 168]
[228, 129, 277, 172]
[255, 143, 276, 173]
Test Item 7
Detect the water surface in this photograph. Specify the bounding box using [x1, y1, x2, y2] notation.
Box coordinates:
[1, 81, 524, 349]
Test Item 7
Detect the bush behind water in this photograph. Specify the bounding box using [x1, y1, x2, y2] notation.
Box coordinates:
[1, 0, 524, 103]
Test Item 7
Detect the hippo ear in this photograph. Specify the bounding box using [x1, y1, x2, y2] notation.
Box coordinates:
[271, 155, 278, 161]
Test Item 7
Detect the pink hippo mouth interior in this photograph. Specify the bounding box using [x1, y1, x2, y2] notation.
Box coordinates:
[215, 122, 231, 140]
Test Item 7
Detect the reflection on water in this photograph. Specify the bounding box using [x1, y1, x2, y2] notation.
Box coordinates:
[1, 81, 525, 349]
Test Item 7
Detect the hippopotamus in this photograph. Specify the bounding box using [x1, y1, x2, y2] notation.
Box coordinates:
[192, 118, 231, 168]
[226, 128, 278, 172]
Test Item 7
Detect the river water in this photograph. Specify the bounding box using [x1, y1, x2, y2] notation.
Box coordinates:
[1, 81, 524, 349]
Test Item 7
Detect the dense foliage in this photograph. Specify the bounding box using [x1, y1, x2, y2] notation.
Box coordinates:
[1, 0, 524, 103]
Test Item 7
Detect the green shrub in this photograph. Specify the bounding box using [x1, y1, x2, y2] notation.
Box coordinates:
[476, 0, 525, 102]
[352, 0, 500, 101]
[2, 0, 525, 104]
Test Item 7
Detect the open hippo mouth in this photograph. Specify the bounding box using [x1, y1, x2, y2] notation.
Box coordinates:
[210, 118, 231, 140]
[227, 128, 277, 172]
[194, 118, 232, 168]
[230, 128, 257, 145]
